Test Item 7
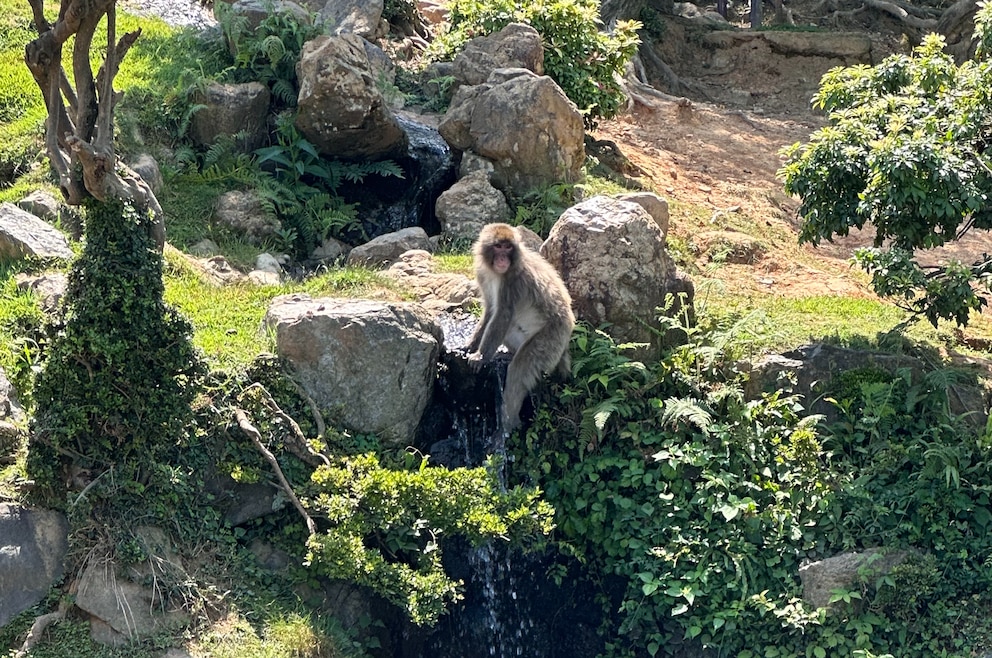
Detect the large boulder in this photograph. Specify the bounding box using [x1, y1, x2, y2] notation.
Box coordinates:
[744, 343, 989, 429]
[0, 203, 73, 261]
[264, 295, 442, 446]
[75, 527, 190, 642]
[435, 171, 511, 244]
[212, 190, 281, 243]
[16, 190, 60, 222]
[312, 0, 385, 39]
[451, 22, 544, 87]
[295, 34, 408, 160]
[438, 69, 584, 197]
[800, 550, 908, 610]
[189, 81, 270, 152]
[542, 195, 694, 357]
[0, 503, 69, 628]
[383, 250, 479, 313]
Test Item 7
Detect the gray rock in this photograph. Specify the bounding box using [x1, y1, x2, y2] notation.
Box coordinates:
[0, 503, 69, 628]
[0, 367, 23, 423]
[452, 22, 544, 87]
[188, 239, 220, 257]
[129, 154, 164, 195]
[315, 0, 385, 39]
[310, 237, 351, 263]
[17, 190, 60, 222]
[190, 81, 271, 152]
[383, 250, 479, 313]
[800, 550, 908, 610]
[14, 272, 68, 314]
[346, 227, 432, 268]
[0, 202, 73, 261]
[616, 192, 669, 235]
[439, 69, 585, 196]
[265, 295, 442, 446]
[543, 195, 694, 357]
[254, 252, 283, 274]
[212, 190, 281, 243]
[295, 34, 408, 160]
[744, 343, 989, 429]
[77, 527, 189, 644]
[435, 172, 511, 244]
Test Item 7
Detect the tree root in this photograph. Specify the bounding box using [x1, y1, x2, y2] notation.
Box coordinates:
[242, 382, 329, 468]
[15, 597, 71, 657]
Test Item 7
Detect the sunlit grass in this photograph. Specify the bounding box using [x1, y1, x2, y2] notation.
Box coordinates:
[188, 610, 357, 658]
[432, 252, 473, 275]
[164, 249, 411, 370]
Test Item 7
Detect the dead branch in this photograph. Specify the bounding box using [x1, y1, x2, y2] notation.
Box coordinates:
[234, 408, 316, 536]
[15, 596, 71, 657]
[243, 382, 330, 467]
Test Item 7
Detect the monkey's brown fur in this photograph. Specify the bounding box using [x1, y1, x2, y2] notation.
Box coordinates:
[467, 223, 575, 432]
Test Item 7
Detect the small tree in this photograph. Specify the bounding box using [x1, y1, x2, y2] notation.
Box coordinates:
[22, 1, 203, 504]
[24, 0, 164, 247]
[780, 6, 992, 327]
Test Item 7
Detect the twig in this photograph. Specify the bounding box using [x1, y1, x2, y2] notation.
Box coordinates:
[243, 382, 329, 467]
[234, 408, 316, 536]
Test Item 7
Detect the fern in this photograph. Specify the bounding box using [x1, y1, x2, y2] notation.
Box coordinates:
[660, 397, 714, 433]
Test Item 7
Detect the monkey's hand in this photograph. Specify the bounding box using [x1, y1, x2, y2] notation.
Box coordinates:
[467, 351, 485, 373]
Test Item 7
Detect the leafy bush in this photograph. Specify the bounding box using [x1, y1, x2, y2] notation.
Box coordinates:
[253, 114, 404, 250]
[780, 6, 992, 327]
[431, 0, 641, 127]
[27, 199, 205, 505]
[306, 451, 554, 626]
[509, 320, 992, 657]
[216, 1, 320, 108]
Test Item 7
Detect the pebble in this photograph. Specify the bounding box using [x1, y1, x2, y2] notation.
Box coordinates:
[118, 0, 217, 29]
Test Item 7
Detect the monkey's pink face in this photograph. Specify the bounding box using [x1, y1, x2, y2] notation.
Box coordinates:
[491, 243, 513, 275]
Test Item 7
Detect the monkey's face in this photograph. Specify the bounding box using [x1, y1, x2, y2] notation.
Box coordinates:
[489, 241, 514, 275]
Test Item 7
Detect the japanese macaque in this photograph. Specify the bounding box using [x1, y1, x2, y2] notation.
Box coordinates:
[467, 223, 575, 432]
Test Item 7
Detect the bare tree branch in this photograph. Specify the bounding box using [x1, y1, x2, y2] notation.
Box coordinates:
[24, 0, 166, 249]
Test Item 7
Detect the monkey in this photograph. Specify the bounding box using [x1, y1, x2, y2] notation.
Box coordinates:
[466, 223, 575, 432]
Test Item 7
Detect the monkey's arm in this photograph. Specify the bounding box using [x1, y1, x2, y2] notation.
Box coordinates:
[474, 298, 515, 361]
[466, 307, 488, 352]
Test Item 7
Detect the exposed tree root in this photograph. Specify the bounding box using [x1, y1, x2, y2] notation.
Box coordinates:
[242, 382, 329, 468]
[15, 597, 71, 657]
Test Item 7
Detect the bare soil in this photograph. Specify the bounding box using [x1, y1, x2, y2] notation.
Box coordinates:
[591, 7, 992, 308]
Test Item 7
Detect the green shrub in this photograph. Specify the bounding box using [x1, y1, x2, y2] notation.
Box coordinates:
[27, 199, 205, 505]
[431, 0, 641, 127]
[216, 1, 320, 108]
[306, 451, 554, 626]
[510, 320, 992, 657]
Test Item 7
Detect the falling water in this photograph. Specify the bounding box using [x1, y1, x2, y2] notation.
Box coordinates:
[409, 316, 562, 657]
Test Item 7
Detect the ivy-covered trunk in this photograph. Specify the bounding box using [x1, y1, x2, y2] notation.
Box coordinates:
[27, 199, 203, 505]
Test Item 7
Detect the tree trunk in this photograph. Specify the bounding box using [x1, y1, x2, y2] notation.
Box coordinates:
[24, 0, 165, 249]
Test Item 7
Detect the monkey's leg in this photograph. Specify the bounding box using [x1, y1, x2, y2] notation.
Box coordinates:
[502, 341, 551, 432]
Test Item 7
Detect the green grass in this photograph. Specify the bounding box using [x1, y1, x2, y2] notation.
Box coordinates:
[698, 289, 910, 357]
[163, 250, 409, 370]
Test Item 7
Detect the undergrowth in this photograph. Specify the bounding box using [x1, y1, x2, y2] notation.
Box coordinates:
[510, 315, 992, 657]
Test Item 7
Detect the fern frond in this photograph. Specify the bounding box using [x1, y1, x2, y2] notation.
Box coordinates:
[271, 78, 298, 106]
[660, 397, 713, 433]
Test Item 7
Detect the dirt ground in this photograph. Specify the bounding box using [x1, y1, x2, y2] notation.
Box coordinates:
[589, 4, 992, 306]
